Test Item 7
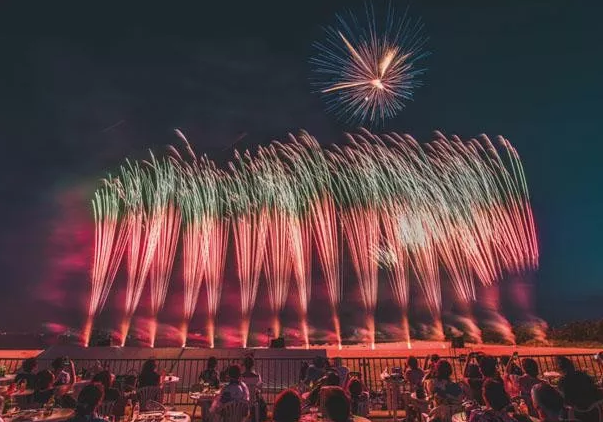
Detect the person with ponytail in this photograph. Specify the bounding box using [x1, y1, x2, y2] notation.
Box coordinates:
[66, 383, 108, 422]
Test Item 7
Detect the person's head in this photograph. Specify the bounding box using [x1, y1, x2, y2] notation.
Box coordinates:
[558, 370, 601, 408]
[347, 378, 363, 398]
[273, 389, 301, 422]
[35, 370, 55, 390]
[482, 379, 510, 411]
[227, 364, 241, 381]
[407, 356, 419, 370]
[479, 356, 499, 379]
[313, 356, 325, 368]
[556, 356, 575, 375]
[466, 363, 481, 379]
[521, 358, 539, 378]
[92, 370, 115, 392]
[435, 360, 453, 381]
[532, 383, 564, 421]
[141, 359, 157, 374]
[324, 387, 351, 422]
[51, 357, 66, 371]
[76, 383, 105, 416]
[22, 358, 38, 374]
[325, 370, 341, 386]
[208, 357, 218, 370]
[243, 356, 254, 372]
[430, 354, 440, 363]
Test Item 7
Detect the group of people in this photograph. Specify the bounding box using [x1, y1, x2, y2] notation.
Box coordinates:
[392, 352, 603, 422]
[0, 356, 163, 422]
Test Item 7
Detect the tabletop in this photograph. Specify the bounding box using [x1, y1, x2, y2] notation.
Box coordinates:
[163, 376, 180, 384]
[136, 411, 191, 422]
[3, 408, 75, 422]
[0, 374, 17, 383]
[10, 389, 34, 397]
[300, 413, 370, 422]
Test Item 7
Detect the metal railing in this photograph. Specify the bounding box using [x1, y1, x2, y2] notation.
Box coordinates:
[2, 353, 602, 407]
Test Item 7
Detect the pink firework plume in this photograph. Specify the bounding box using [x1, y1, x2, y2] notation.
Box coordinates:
[228, 151, 269, 348]
[259, 146, 293, 338]
[120, 162, 162, 346]
[280, 133, 342, 347]
[86, 180, 131, 346]
[147, 158, 181, 347]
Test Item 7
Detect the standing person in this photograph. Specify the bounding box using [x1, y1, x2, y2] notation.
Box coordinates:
[138, 359, 162, 388]
[404, 356, 425, 393]
[210, 365, 249, 414]
[15, 358, 38, 389]
[332, 358, 349, 387]
[345, 378, 369, 416]
[200, 357, 220, 389]
[65, 383, 108, 422]
[429, 360, 463, 403]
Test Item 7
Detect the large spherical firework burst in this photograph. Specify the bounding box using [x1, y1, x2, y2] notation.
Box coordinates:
[311, 3, 428, 126]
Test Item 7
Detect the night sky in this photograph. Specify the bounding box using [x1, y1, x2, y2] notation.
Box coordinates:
[0, 0, 601, 336]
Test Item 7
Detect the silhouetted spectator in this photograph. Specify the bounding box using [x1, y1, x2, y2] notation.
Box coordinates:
[273, 389, 301, 422]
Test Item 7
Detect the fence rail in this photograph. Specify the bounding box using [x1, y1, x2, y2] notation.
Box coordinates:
[2, 353, 602, 407]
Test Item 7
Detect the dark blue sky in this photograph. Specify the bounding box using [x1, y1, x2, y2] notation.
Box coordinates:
[0, 0, 601, 333]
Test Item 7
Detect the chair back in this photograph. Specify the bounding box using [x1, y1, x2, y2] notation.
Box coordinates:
[355, 399, 370, 417]
[97, 401, 116, 417]
[137, 386, 164, 411]
[220, 400, 250, 422]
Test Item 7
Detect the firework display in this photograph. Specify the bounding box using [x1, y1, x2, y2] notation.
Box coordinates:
[87, 130, 538, 348]
[311, 4, 428, 126]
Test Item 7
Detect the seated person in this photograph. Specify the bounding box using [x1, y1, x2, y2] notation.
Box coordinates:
[531, 383, 566, 422]
[305, 370, 340, 409]
[464, 363, 485, 405]
[557, 370, 603, 422]
[273, 389, 302, 422]
[405, 356, 425, 392]
[507, 358, 541, 415]
[332, 358, 349, 387]
[323, 387, 351, 422]
[15, 358, 38, 389]
[33, 370, 56, 406]
[346, 378, 369, 416]
[305, 356, 327, 386]
[51, 356, 75, 387]
[479, 355, 502, 382]
[241, 356, 262, 389]
[469, 380, 518, 422]
[210, 365, 249, 414]
[138, 359, 162, 388]
[92, 370, 120, 402]
[429, 360, 463, 404]
[200, 357, 220, 389]
[66, 383, 108, 422]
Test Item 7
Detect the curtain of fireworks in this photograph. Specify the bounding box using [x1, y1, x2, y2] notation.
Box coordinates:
[87, 130, 539, 347]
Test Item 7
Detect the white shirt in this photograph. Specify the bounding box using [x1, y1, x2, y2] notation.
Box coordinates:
[210, 381, 249, 413]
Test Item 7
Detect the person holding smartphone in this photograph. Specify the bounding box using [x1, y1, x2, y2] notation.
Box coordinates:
[51, 356, 75, 387]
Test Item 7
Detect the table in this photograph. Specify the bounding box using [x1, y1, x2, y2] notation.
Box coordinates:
[300, 414, 370, 422]
[136, 411, 191, 422]
[0, 375, 16, 385]
[163, 376, 180, 407]
[3, 408, 75, 422]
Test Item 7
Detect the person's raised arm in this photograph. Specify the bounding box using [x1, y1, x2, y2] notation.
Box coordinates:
[462, 354, 472, 378]
[67, 359, 76, 387]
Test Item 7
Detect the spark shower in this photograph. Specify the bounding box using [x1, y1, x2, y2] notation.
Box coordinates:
[85, 130, 538, 349]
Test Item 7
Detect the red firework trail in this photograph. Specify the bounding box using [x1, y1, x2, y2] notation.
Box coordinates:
[205, 215, 229, 348]
[86, 181, 131, 346]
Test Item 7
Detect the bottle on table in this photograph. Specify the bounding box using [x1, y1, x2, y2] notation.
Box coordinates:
[124, 399, 133, 422]
[132, 401, 140, 421]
